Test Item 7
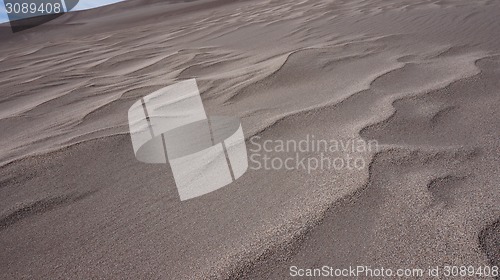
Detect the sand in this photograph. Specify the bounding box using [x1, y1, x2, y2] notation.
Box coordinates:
[0, 0, 499, 279]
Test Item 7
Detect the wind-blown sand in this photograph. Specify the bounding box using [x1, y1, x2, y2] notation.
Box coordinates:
[0, 0, 499, 279]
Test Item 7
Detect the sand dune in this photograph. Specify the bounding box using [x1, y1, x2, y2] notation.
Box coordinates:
[0, 0, 499, 279]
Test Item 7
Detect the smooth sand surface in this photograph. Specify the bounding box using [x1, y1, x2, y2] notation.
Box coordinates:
[0, 0, 499, 279]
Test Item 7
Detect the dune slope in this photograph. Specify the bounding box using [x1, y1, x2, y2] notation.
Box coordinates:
[0, 0, 499, 279]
